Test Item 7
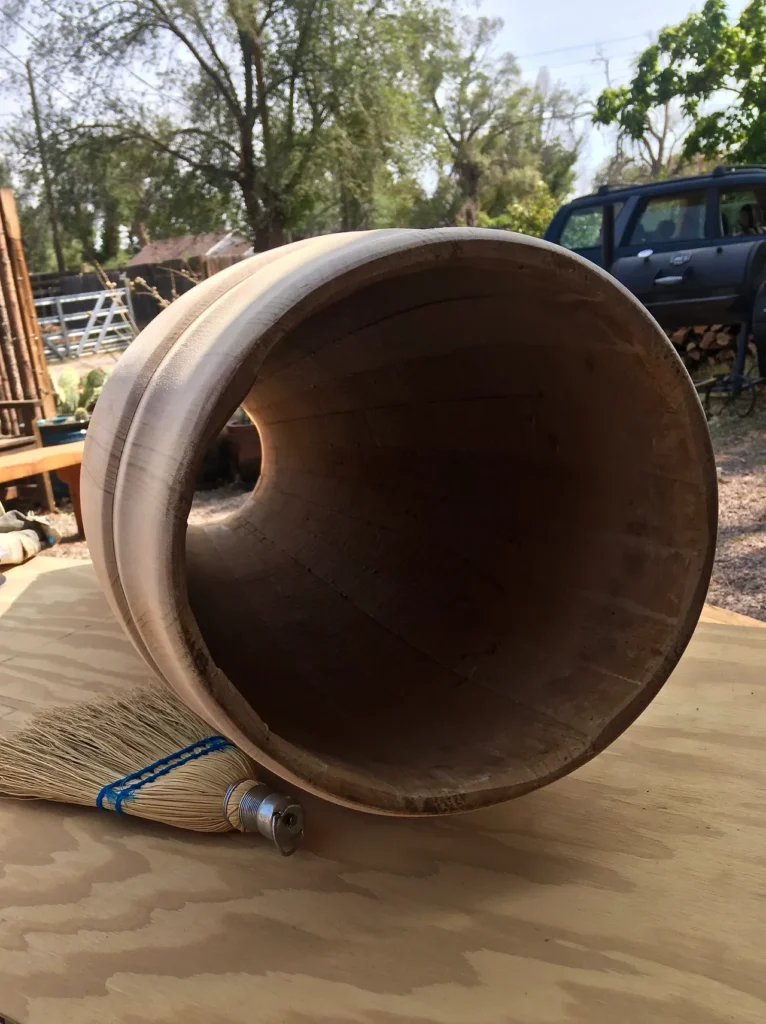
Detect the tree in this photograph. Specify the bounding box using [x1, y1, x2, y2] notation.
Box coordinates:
[593, 0, 766, 166]
[3, 108, 243, 269]
[477, 172, 558, 237]
[422, 16, 582, 229]
[11, 0, 443, 250]
[592, 49, 688, 184]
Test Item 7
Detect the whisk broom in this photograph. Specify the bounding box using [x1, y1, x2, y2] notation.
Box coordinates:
[0, 685, 305, 855]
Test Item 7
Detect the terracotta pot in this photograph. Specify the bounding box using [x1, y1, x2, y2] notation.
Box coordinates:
[82, 230, 717, 815]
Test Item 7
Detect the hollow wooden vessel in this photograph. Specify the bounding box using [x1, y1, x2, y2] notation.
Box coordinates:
[82, 229, 717, 815]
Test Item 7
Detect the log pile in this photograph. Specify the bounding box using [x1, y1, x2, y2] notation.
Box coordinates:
[0, 190, 56, 438]
[667, 324, 757, 379]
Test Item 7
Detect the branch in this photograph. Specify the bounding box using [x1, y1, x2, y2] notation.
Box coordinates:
[137, 131, 240, 179]
[57, 121, 240, 180]
[51, 120, 239, 163]
[188, 7, 240, 104]
[146, 0, 242, 120]
[284, 0, 321, 145]
[285, 92, 328, 191]
[165, 126, 239, 157]
[431, 94, 459, 150]
[250, 31, 271, 158]
[238, 29, 256, 132]
[257, 0, 279, 34]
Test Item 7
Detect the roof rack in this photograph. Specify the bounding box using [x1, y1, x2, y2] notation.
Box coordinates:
[578, 164, 766, 204]
[712, 164, 766, 176]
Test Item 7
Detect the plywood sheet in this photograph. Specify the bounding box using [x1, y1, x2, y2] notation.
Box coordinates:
[0, 558, 764, 1023]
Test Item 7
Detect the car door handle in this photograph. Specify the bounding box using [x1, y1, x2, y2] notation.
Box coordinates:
[654, 275, 685, 286]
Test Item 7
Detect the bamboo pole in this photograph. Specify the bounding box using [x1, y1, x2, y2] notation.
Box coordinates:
[0, 201, 22, 434]
[0, 211, 36, 400]
[0, 190, 56, 418]
[0, 268, 23, 408]
[0, 342, 17, 434]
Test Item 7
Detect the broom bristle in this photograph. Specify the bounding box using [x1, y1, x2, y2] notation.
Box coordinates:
[0, 686, 259, 832]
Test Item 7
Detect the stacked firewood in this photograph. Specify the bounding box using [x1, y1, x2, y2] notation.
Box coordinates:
[666, 324, 757, 378]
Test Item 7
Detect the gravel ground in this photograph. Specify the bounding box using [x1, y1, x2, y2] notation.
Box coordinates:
[707, 405, 766, 621]
[40, 483, 251, 560]
[38, 411, 766, 621]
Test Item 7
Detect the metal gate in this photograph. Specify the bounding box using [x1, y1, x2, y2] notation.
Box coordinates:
[34, 283, 137, 361]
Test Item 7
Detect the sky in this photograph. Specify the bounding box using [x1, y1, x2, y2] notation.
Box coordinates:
[0, 0, 752, 193]
[481, 0, 749, 189]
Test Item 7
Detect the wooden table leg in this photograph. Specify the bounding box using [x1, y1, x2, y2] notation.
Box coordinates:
[55, 464, 84, 538]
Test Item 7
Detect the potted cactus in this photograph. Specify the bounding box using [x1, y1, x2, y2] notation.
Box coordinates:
[38, 367, 110, 498]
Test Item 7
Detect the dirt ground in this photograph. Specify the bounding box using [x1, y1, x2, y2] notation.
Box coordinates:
[39, 407, 766, 621]
[706, 405, 766, 621]
[41, 484, 252, 561]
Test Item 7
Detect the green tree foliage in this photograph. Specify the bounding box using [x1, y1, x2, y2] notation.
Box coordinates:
[593, 0, 766, 166]
[7, 0, 443, 250]
[5, 103, 242, 270]
[1, 1, 583, 264]
[477, 172, 558, 236]
[421, 17, 582, 229]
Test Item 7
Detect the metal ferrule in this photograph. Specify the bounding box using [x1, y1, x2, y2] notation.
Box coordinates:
[226, 781, 305, 855]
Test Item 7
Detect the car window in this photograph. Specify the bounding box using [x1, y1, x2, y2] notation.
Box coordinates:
[718, 187, 766, 236]
[558, 202, 624, 250]
[628, 191, 706, 246]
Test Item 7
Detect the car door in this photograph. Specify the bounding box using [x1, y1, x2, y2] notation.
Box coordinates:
[610, 188, 716, 329]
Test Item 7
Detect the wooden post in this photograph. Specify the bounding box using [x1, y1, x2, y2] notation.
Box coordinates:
[0, 190, 56, 418]
[30, 412, 56, 513]
[26, 60, 65, 274]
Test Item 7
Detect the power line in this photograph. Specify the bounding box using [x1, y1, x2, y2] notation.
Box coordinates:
[515, 31, 650, 62]
[36, 0, 193, 114]
[2, 3, 194, 116]
[0, 12, 82, 105]
[536, 47, 642, 72]
[573, 57, 642, 79]
[0, 39, 25, 70]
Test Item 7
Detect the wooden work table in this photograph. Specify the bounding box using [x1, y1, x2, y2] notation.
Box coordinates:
[0, 441, 85, 536]
[0, 556, 764, 1023]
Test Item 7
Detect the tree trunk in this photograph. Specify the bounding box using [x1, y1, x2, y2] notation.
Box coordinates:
[239, 178, 263, 249]
[244, 184, 287, 252]
[101, 197, 121, 262]
[254, 213, 288, 251]
[132, 220, 150, 250]
[340, 186, 369, 232]
[455, 158, 481, 228]
[74, 205, 96, 265]
[461, 200, 477, 228]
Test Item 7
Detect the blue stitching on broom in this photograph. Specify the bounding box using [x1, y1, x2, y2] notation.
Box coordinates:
[96, 735, 233, 814]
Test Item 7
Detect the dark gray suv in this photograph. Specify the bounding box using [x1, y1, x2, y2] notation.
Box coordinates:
[544, 165, 766, 377]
